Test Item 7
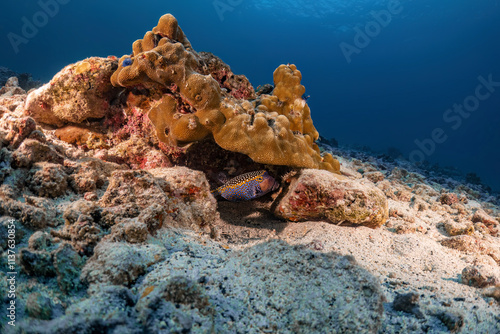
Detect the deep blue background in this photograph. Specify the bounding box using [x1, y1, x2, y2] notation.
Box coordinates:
[1, 0, 499, 190]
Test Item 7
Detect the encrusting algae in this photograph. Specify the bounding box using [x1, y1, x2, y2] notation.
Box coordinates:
[111, 14, 340, 173]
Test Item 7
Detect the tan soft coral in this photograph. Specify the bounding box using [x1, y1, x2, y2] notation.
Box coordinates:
[111, 14, 339, 173]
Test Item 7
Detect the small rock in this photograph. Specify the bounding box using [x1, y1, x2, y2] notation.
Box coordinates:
[472, 209, 499, 225]
[394, 189, 413, 202]
[392, 292, 423, 318]
[84, 192, 98, 201]
[99, 169, 167, 208]
[124, 221, 149, 243]
[482, 285, 500, 301]
[0, 200, 47, 229]
[440, 235, 500, 264]
[5, 76, 20, 87]
[61, 215, 104, 255]
[28, 129, 46, 143]
[57, 200, 105, 254]
[68, 157, 125, 193]
[307, 239, 324, 251]
[81, 241, 165, 286]
[450, 202, 468, 215]
[0, 77, 26, 96]
[472, 210, 499, 236]
[461, 265, 500, 288]
[137, 203, 168, 235]
[54, 124, 105, 146]
[28, 231, 54, 251]
[209, 225, 220, 240]
[52, 243, 86, 293]
[364, 171, 385, 183]
[442, 220, 474, 236]
[440, 193, 459, 206]
[28, 162, 68, 198]
[19, 248, 55, 277]
[99, 203, 140, 228]
[62, 199, 101, 225]
[25, 292, 54, 320]
[109, 220, 149, 243]
[162, 276, 211, 310]
[411, 198, 429, 211]
[0, 116, 37, 149]
[12, 139, 64, 168]
[437, 311, 464, 333]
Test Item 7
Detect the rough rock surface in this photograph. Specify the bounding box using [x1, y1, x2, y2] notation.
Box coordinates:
[25, 57, 120, 127]
[81, 241, 165, 286]
[275, 169, 389, 228]
[99, 167, 218, 230]
[461, 264, 500, 288]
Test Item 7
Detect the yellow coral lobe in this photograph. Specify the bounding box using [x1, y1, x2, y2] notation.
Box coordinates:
[111, 14, 340, 174]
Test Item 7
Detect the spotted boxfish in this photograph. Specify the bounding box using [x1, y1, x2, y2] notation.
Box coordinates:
[212, 170, 279, 202]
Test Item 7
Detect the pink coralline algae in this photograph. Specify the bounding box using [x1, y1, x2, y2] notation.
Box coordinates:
[276, 169, 389, 228]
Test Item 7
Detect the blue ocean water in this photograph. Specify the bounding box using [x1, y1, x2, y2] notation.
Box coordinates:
[1, 0, 499, 191]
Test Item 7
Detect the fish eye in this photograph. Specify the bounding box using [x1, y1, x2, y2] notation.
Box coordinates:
[122, 58, 133, 67]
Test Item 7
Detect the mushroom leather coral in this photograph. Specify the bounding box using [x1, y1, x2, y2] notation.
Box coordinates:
[111, 14, 340, 173]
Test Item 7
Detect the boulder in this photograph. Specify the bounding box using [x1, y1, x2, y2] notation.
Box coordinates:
[275, 169, 389, 228]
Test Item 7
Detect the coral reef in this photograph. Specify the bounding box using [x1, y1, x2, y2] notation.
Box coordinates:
[1, 85, 500, 331]
[111, 14, 339, 173]
[1, 13, 500, 334]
